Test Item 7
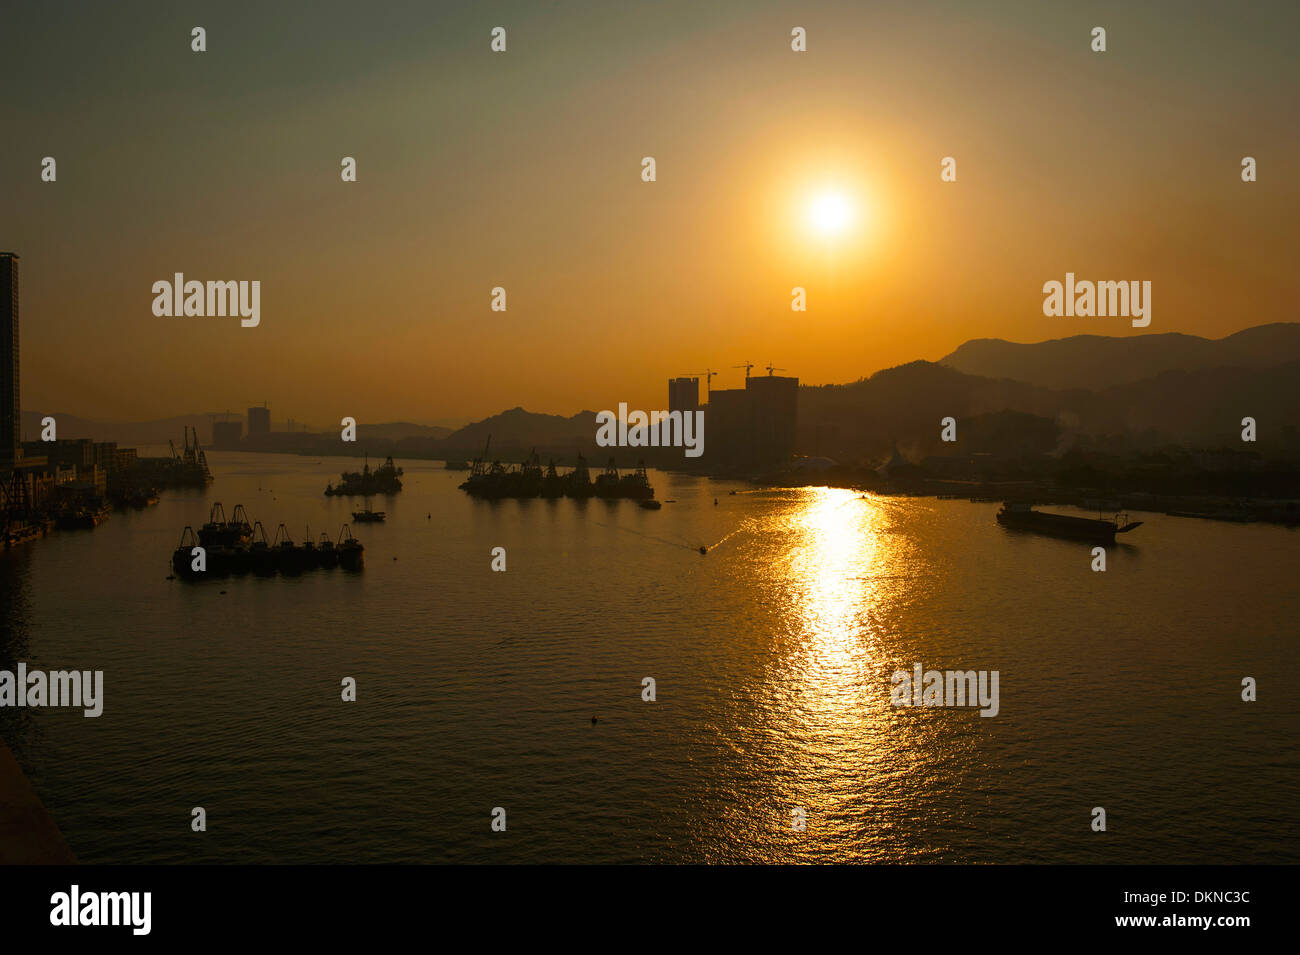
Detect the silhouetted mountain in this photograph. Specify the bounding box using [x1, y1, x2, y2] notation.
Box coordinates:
[440, 407, 600, 457]
[940, 323, 1300, 390]
[21, 411, 223, 446]
[798, 358, 1300, 464]
[1087, 361, 1300, 441]
[799, 362, 1077, 463]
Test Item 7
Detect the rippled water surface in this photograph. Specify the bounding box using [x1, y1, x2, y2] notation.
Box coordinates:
[1, 451, 1296, 863]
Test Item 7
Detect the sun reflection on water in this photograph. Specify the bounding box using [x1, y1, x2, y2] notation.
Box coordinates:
[727, 487, 940, 860]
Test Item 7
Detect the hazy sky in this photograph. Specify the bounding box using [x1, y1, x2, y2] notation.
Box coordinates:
[3, 0, 1297, 427]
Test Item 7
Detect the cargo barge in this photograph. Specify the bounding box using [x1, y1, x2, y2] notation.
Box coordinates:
[996, 501, 1142, 543]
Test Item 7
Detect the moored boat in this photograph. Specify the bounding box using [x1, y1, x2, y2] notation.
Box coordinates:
[172, 526, 200, 577]
[996, 501, 1142, 543]
[338, 524, 364, 571]
[250, 521, 276, 576]
[317, 532, 339, 569]
[272, 523, 303, 575]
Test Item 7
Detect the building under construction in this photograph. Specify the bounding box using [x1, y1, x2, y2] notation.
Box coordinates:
[677, 366, 798, 471]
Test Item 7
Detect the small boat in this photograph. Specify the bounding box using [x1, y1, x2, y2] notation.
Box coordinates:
[639, 499, 661, 510]
[351, 508, 386, 523]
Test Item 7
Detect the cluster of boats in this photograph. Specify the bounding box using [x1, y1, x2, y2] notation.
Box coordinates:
[171, 503, 364, 579]
[458, 447, 655, 503]
[325, 456, 403, 496]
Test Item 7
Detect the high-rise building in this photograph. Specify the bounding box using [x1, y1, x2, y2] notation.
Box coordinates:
[689, 372, 798, 469]
[247, 405, 271, 438]
[0, 253, 20, 473]
[745, 374, 798, 466]
[668, 377, 700, 416]
[212, 420, 243, 448]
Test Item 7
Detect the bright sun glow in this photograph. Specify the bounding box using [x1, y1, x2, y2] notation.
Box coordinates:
[806, 190, 855, 237]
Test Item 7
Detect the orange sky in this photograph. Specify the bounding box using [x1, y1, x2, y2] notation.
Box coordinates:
[4, 0, 1297, 426]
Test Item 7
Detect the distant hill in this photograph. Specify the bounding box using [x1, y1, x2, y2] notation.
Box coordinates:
[940, 323, 1300, 391]
[799, 362, 1074, 463]
[440, 407, 599, 457]
[21, 411, 220, 446]
[798, 357, 1300, 463]
[20, 412, 451, 447]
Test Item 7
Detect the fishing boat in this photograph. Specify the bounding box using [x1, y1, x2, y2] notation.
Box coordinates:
[351, 508, 386, 523]
[619, 461, 655, 501]
[250, 521, 276, 576]
[172, 526, 200, 577]
[316, 532, 339, 569]
[272, 523, 303, 576]
[541, 460, 565, 498]
[198, 503, 253, 547]
[996, 501, 1142, 543]
[564, 454, 595, 499]
[300, 528, 321, 570]
[594, 459, 622, 498]
[338, 524, 364, 571]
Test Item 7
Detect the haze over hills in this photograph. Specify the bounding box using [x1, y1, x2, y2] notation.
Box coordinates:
[940, 323, 1300, 391]
[24, 324, 1300, 466]
[19, 412, 453, 447]
[799, 359, 1300, 464]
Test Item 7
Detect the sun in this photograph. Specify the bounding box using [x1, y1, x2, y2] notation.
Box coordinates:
[805, 190, 855, 238]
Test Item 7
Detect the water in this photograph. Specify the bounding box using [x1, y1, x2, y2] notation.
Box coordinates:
[1, 451, 1297, 863]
